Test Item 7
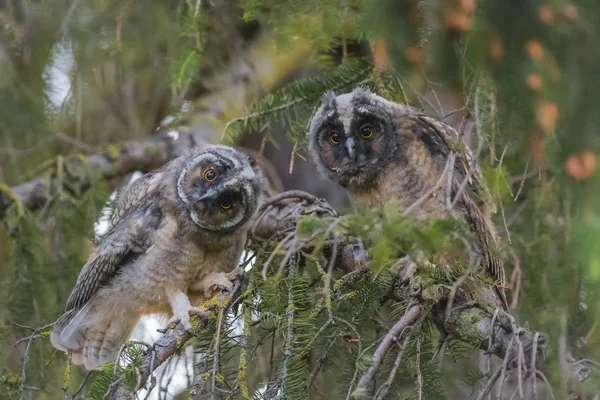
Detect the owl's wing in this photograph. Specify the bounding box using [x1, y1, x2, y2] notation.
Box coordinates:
[66, 198, 163, 311]
[459, 193, 507, 308]
[110, 167, 168, 227]
[416, 114, 482, 189]
[416, 114, 507, 309]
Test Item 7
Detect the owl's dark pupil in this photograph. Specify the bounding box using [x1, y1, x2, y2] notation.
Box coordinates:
[330, 131, 341, 144]
[206, 171, 216, 180]
[221, 197, 232, 208]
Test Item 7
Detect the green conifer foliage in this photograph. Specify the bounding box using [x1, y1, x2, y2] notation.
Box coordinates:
[1, 0, 600, 399]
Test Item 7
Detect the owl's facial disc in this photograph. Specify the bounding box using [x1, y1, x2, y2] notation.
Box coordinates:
[190, 184, 252, 232]
[310, 94, 394, 189]
[178, 147, 260, 233]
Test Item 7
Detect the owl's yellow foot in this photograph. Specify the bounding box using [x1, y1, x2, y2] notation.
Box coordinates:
[167, 306, 207, 331]
[167, 290, 208, 331]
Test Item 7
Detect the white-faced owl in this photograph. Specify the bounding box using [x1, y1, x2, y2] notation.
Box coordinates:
[307, 87, 507, 309]
[50, 145, 264, 370]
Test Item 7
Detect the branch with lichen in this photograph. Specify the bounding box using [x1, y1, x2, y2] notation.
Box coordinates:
[102, 272, 249, 400]
[0, 130, 209, 219]
[0, 130, 286, 221]
[250, 190, 596, 398]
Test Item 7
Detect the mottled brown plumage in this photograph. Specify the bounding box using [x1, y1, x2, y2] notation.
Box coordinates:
[50, 145, 263, 370]
[308, 87, 507, 309]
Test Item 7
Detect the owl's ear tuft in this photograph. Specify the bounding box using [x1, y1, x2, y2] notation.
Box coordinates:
[246, 155, 256, 168]
[352, 85, 374, 97]
[321, 91, 337, 105]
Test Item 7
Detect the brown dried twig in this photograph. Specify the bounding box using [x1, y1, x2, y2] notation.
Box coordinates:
[354, 304, 423, 394]
[13, 321, 55, 400]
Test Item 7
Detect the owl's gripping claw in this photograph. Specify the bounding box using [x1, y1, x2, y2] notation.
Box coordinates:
[191, 268, 241, 299]
[168, 290, 208, 331]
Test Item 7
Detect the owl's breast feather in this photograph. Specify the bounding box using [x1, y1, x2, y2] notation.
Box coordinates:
[93, 216, 246, 316]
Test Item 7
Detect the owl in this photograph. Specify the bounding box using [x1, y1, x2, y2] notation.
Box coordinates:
[50, 145, 264, 370]
[307, 87, 507, 309]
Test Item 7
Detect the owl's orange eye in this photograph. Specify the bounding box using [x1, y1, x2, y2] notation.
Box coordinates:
[220, 197, 232, 209]
[204, 169, 217, 182]
[361, 125, 373, 139]
[329, 131, 341, 145]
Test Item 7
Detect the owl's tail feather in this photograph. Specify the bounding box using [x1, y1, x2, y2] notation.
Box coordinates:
[51, 300, 140, 370]
[51, 301, 95, 352]
[82, 318, 139, 370]
[50, 301, 94, 352]
[71, 350, 84, 365]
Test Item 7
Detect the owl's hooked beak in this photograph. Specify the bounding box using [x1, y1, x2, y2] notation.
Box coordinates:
[195, 193, 212, 204]
[345, 137, 356, 162]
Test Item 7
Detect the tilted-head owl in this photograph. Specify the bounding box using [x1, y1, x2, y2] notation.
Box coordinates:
[307, 87, 507, 309]
[50, 145, 264, 370]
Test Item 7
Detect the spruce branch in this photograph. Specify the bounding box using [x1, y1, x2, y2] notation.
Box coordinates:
[251, 190, 597, 397]
[220, 57, 372, 143]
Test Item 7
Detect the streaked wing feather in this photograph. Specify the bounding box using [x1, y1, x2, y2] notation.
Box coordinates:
[459, 193, 508, 309]
[110, 168, 167, 226]
[66, 198, 163, 311]
[417, 115, 483, 189]
[416, 114, 507, 309]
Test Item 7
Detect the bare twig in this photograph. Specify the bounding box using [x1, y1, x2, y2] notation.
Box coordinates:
[374, 331, 412, 400]
[61, 351, 72, 400]
[355, 304, 422, 393]
[308, 336, 339, 387]
[261, 230, 296, 280]
[14, 321, 55, 400]
[339, 316, 364, 400]
[530, 332, 540, 399]
[514, 162, 529, 201]
[288, 142, 297, 175]
[415, 337, 423, 400]
[501, 200, 512, 244]
[211, 307, 226, 400]
[476, 366, 503, 400]
[559, 310, 569, 399]
[442, 107, 467, 121]
[486, 307, 500, 400]
[72, 371, 94, 399]
[18, 333, 35, 400]
[508, 248, 522, 310]
[421, 70, 444, 118]
[535, 371, 556, 400]
[277, 255, 298, 400]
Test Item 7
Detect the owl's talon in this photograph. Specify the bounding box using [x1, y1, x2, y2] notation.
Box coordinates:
[167, 306, 207, 331]
[392, 255, 417, 282]
[224, 267, 241, 281]
[202, 272, 237, 299]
